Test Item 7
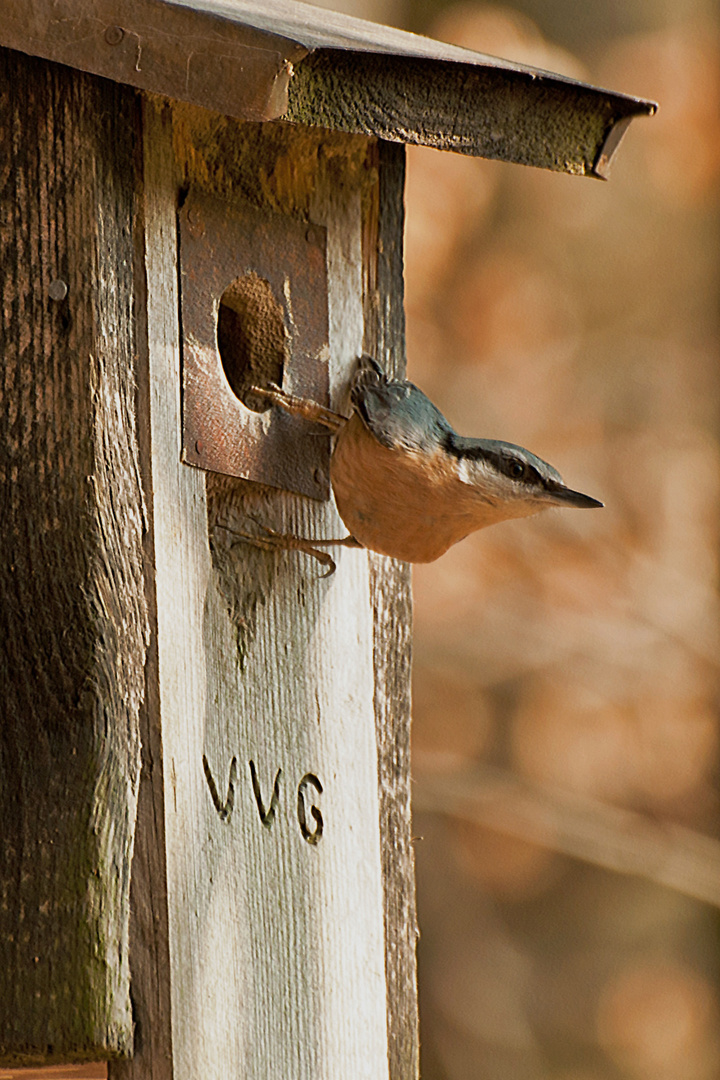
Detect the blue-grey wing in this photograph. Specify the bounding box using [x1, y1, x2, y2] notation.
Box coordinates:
[350, 357, 453, 453]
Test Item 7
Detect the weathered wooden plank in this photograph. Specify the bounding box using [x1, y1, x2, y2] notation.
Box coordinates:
[133, 97, 211, 1080]
[137, 101, 400, 1079]
[2, 1065, 107, 1080]
[366, 140, 419, 1080]
[0, 50, 147, 1061]
[108, 100, 175, 1080]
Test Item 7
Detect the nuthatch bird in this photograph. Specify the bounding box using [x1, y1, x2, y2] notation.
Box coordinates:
[249, 356, 602, 569]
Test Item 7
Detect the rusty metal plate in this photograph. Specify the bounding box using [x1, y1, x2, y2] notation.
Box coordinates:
[178, 191, 331, 499]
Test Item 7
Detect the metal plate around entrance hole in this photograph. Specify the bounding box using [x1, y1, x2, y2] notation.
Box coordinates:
[178, 191, 331, 500]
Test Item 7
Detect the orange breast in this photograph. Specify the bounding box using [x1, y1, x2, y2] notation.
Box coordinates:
[330, 414, 498, 563]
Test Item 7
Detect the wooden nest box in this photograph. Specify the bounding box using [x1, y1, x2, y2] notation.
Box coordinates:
[0, 2, 653, 1078]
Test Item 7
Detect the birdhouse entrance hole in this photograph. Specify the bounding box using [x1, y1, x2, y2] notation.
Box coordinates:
[216, 273, 287, 413]
[178, 191, 331, 498]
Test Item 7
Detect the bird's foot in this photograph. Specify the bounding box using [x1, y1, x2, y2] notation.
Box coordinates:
[249, 384, 347, 434]
[216, 520, 362, 577]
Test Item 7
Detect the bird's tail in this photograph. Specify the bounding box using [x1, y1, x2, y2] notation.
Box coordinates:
[350, 355, 387, 405]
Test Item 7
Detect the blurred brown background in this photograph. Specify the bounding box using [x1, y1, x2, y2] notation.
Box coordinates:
[323, 0, 720, 1075]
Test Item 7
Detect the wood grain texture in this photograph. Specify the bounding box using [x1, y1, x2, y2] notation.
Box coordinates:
[366, 141, 419, 1080]
[0, 51, 147, 1061]
[139, 102, 399, 1079]
[108, 100, 175, 1080]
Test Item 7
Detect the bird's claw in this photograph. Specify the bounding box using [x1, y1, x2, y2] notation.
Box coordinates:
[215, 520, 362, 577]
[249, 384, 347, 434]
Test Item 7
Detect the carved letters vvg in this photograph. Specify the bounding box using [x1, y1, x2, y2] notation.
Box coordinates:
[203, 756, 324, 845]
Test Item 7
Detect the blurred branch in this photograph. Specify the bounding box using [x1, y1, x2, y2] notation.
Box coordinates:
[414, 763, 720, 907]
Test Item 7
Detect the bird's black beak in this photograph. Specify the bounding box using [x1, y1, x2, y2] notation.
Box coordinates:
[545, 481, 604, 509]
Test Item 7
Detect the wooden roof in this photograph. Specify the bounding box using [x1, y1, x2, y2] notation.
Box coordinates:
[0, 0, 656, 175]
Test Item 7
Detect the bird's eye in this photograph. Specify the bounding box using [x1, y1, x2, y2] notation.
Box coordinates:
[510, 460, 526, 479]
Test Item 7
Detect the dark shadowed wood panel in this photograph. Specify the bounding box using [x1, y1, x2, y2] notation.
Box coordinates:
[366, 140, 419, 1080]
[0, 50, 147, 1062]
[106, 98, 175, 1080]
[108, 104, 175, 1080]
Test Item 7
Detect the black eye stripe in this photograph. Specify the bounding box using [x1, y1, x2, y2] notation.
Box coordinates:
[496, 456, 541, 484]
[443, 433, 546, 486]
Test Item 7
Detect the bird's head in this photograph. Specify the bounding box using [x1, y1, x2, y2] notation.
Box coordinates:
[447, 435, 603, 521]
